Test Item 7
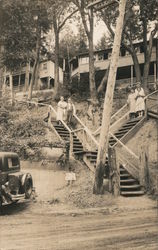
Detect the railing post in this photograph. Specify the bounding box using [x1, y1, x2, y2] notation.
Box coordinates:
[69, 132, 73, 159]
[139, 146, 149, 191]
[108, 147, 120, 196]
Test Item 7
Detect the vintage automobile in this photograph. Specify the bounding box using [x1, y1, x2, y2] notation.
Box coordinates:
[0, 152, 33, 207]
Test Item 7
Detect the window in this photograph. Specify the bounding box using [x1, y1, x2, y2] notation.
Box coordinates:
[8, 157, 19, 169]
[98, 54, 104, 60]
[140, 45, 144, 53]
[104, 52, 108, 60]
[120, 49, 126, 57]
[43, 63, 47, 70]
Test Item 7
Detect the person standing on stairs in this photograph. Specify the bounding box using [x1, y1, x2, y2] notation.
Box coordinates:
[56, 96, 67, 122]
[127, 87, 136, 119]
[67, 98, 76, 125]
[135, 82, 145, 117]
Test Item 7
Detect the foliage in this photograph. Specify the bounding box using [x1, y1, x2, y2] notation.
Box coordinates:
[95, 33, 112, 50]
[98, 0, 158, 86]
[0, 0, 51, 72]
[59, 25, 88, 59]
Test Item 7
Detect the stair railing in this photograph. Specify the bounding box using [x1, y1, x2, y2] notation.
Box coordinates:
[93, 90, 158, 139]
[145, 89, 158, 114]
[109, 132, 140, 180]
[93, 103, 129, 137]
[72, 114, 99, 151]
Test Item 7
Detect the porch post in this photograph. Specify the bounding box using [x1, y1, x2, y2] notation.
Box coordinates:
[131, 65, 133, 86]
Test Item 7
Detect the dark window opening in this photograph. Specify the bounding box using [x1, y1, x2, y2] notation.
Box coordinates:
[140, 45, 144, 53]
[8, 157, 19, 169]
[121, 49, 126, 57]
[103, 52, 108, 60]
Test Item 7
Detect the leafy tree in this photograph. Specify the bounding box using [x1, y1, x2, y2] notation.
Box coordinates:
[59, 25, 88, 59]
[0, 0, 51, 100]
[95, 33, 111, 50]
[48, 0, 78, 96]
[71, 0, 97, 100]
[99, 0, 158, 89]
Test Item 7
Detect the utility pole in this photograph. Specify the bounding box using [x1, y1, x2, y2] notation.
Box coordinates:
[93, 0, 127, 194]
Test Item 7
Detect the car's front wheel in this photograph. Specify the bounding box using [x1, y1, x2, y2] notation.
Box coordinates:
[21, 174, 33, 199]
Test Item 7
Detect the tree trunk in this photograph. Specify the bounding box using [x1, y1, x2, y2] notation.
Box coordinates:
[143, 28, 157, 89]
[80, 6, 97, 100]
[25, 62, 30, 92]
[131, 52, 141, 83]
[28, 36, 40, 100]
[9, 73, 14, 106]
[54, 31, 60, 96]
[88, 8, 97, 100]
[93, 0, 127, 194]
[97, 65, 110, 94]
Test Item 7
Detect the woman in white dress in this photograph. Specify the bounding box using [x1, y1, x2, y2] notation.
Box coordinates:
[135, 82, 145, 117]
[127, 87, 136, 119]
[56, 96, 67, 121]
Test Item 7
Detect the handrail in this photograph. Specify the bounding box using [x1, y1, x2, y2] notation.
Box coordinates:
[109, 132, 139, 160]
[145, 89, 158, 100]
[93, 103, 128, 136]
[93, 90, 158, 136]
[111, 104, 127, 121]
[110, 111, 129, 131]
[71, 127, 84, 133]
[49, 105, 72, 133]
[73, 114, 99, 147]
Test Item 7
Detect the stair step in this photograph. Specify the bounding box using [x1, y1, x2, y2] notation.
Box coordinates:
[117, 128, 130, 133]
[120, 184, 141, 189]
[125, 120, 139, 126]
[120, 179, 138, 184]
[121, 190, 144, 196]
[73, 150, 85, 155]
[114, 132, 126, 137]
[148, 112, 158, 119]
[73, 146, 83, 150]
[120, 173, 131, 179]
[121, 125, 135, 130]
[57, 130, 70, 135]
[73, 142, 83, 145]
[54, 125, 66, 129]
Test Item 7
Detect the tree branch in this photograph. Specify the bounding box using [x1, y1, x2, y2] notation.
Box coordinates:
[59, 8, 78, 30]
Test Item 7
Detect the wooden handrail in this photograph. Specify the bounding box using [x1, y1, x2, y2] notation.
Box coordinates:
[111, 103, 127, 120]
[73, 114, 99, 147]
[110, 111, 129, 131]
[145, 89, 158, 100]
[93, 103, 128, 135]
[109, 132, 139, 160]
[71, 127, 84, 133]
[93, 90, 158, 136]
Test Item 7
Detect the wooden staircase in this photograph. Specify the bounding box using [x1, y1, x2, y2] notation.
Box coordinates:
[120, 165, 144, 197]
[52, 121, 84, 156]
[42, 90, 158, 197]
[84, 117, 142, 172]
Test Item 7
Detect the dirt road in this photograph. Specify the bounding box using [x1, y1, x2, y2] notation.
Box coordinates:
[0, 203, 158, 250]
[0, 164, 158, 250]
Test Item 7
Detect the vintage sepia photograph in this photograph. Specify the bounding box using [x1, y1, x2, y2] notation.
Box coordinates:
[0, 0, 158, 249]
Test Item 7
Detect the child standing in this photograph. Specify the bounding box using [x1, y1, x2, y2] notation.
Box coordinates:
[127, 87, 136, 119]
